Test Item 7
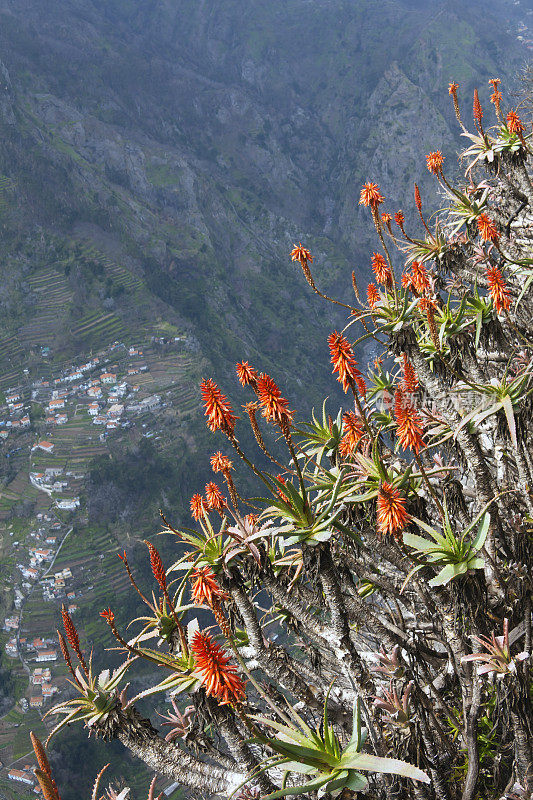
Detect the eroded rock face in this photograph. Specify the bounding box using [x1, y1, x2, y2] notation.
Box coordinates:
[0, 0, 526, 395]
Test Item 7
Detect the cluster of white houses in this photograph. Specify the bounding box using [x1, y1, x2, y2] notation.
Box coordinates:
[0, 389, 31, 438]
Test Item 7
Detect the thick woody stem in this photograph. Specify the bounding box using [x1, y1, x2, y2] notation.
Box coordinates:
[114, 710, 244, 795]
[461, 673, 482, 800]
[229, 577, 322, 707]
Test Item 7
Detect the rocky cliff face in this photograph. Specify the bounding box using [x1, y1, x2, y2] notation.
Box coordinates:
[0, 0, 527, 394]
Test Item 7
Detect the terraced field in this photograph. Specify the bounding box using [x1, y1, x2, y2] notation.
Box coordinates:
[30, 417, 106, 474]
[0, 337, 25, 383]
[70, 310, 128, 347]
[18, 268, 74, 349]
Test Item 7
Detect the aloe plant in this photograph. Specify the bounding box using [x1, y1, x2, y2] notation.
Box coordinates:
[403, 500, 489, 587]
[46, 657, 132, 741]
[238, 694, 428, 799]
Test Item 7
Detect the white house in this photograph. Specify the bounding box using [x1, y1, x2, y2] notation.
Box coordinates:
[5, 638, 18, 656]
[32, 441, 55, 453]
[88, 402, 99, 416]
[56, 498, 80, 510]
[8, 769, 34, 785]
[35, 649, 57, 662]
[48, 398, 65, 411]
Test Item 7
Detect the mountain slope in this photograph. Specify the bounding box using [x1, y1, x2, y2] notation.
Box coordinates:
[0, 0, 527, 398]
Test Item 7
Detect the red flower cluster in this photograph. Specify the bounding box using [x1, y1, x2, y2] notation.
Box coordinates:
[338, 411, 364, 458]
[210, 452, 233, 473]
[145, 541, 167, 593]
[489, 79, 502, 114]
[192, 630, 246, 705]
[487, 266, 511, 313]
[61, 603, 81, 654]
[477, 214, 499, 242]
[377, 483, 409, 539]
[236, 361, 258, 387]
[448, 81, 459, 98]
[190, 493, 209, 520]
[100, 607, 115, 624]
[290, 243, 313, 265]
[201, 379, 237, 434]
[359, 182, 384, 209]
[426, 151, 445, 175]
[401, 354, 419, 395]
[205, 482, 226, 511]
[403, 261, 430, 295]
[191, 567, 228, 607]
[367, 282, 380, 309]
[473, 88, 483, 123]
[506, 110, 524, 135]
[328, 331, 366, 397]
[394, 387, 425, 455]
[414, 184, 423, 212]
[371, 253, 393, 287]
[256, 374, 292, 424]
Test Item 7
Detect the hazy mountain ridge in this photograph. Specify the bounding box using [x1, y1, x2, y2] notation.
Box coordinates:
[0, 0, 528, 478]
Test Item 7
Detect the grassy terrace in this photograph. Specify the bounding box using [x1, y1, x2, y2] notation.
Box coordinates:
[18, 267, 74, 348]
[70, 311, 127, 345]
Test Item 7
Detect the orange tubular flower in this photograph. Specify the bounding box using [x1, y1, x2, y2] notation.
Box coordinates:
[411, 261, 430, 294]
[395, 210, 405, 229]
[359, 182, 384, 209]
[61, 604, 81, 654]
[145, 541, 167, 593]
[192, 630, 246, 706]
[210, 452, 234, 474]
[190, 493, 209, 521]
[414, 184, 423, 212]
[473, 88, 483, 124]
[490, 84, 502, 115]
[367, 282, 380, 309]
[201, 379, 237, 435]
[394, 387, 425, 454]
[328, 331, 367, 397]
[191, 566, 228, 607]
[100, 607, 115, 624]
[236, 361, 258, 388]
[402, 354, 419, 395]
[401, 271, 413, 291]
[426, 151, 445, 175]
[256, 374, 292, 424]
[275, 474, 290, 504]
[381, 212, 392, 229]
[205, 481, 226, 512]
[448, 81, 461, 123]
[477, 213, 499, 242]
[506, 110, 524, 135]
[371, 253, 393, 287]
[290, 242, 313, 265]
[377, 482, 409, 539]
[487, 266, 511, 313]
[338, 411, 363, 458]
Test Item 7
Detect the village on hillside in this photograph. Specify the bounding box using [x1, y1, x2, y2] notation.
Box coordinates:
[0, 336, 201, 798]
